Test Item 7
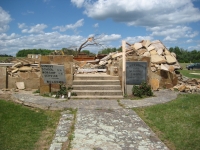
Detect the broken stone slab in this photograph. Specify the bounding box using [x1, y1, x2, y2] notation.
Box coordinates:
[12, 62, 23, 68]
[11, 68, 19, 73]
[164, 49, 171, 55]
[157, 48, 163, 55]
[151, 67, 157, 72]
[18, 66, 32, 71]
[160, 64, 169, 71]
[165, 55, 176, 64]
[150, 78, 159, 91]
[151, 55, 166, 64]
[16, 82, 25, 90]
[178, 84, 186, 92]
[142, 51, 150, 57]
[111, 52, 123, 58]
[150, 50, 158, 55]
[142, 40, 151, 48]
[137, 48, 147, 55]
[171, 52, 176, 58]
[147, 45, 155, 51]
[132, 43, 143, 50]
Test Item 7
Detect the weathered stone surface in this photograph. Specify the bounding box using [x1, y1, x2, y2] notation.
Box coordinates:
[142, 40, 151, 48]
[150, 78, 160, 90]
[142, 51, 150, 57]
[18, 66, 32, 71]
[16, 82, 25, 90]
[165, 55, 176, 64]
[147, 45, 155, 51]
[150, 49, 157, 55]
[157, 48, 163, 55]
[132, 43, 143, 50]
[178, 84, 186, 92]
[12, 62, 23, 68]
[12, 68, 19, 73]
[164, 49, 171, 55]
[171, 52, 176, 58]
[161, 64, 168, 71]
[151, 67, 157, 72]
[137, 48, 147, 55]
[151, 55, 166, 64]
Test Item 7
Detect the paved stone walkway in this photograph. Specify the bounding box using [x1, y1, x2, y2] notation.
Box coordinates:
[0, 89, 178, 150]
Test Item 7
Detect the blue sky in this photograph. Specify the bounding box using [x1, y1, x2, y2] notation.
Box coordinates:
[0, 0, 200, 56]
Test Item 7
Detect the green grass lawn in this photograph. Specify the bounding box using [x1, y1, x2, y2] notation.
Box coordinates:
[0, 100, 60, 150]
[134, 94, 200, 150]
[179, 69, 200, 79]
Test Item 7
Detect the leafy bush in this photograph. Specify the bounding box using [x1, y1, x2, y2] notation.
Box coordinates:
[132, 82, 153, 98]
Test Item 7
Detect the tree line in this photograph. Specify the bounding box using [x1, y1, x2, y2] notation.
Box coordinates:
[14, 47, 200, 63]
[169, 47, 200, 63]
[16, 49, 53, 57]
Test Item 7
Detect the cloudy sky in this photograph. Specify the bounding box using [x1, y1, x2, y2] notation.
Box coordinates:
[0, 0, 200, 56]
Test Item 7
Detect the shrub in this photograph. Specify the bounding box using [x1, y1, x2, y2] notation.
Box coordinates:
[132, 82, 153, 98]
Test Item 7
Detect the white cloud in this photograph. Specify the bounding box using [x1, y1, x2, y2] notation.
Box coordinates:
[148, 25, 199, 41]
[19, 24, 48, 34]
[0, 7, 12, 33]
[163, 36, 177, 42]
[0, 32, 120, 55]
[53, 19, 84, 32]
[72, 0, 200, 27]
[71, 0, 85, 8]
[187, 39, 193, 43]
[124, 36, 153, 44]
[93, 23, 99, 28]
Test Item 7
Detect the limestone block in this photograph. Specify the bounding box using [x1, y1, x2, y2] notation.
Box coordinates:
[19, 66, 32, 71]
[137, 49, 147, 55]
[151, 55, 166, 64]
[168, 65, 175, 73]
[12, 68, 19, 73]
[171, 52, 176, 58]
[161, 64, 168, 71]
[18, 72, 28, 79]
[63, 55, 73, 62]
[178, 84, 186, 92]
[12, 62, 23, 68]
[165, 55, 176, 64]
[164, 49, 171, 55]
[150, 78, 159, 91]
[133, 43, 143, 50]
[111, 52, 122, 58]
[147, 45, 155, 51]
[142, 40, 151, 48]
[40, 56, 50, 63]
[143, 51, 150, 57]
[40, 85, 50, 95]
[16, 82, 25, 90]
[157, 48, 163, 55]
[151, 67, 157, 72]
[150, 50, 157, 55]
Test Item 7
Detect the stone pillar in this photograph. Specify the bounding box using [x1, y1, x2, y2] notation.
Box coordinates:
[0, 67, 7, 89]
[39, 55, 73, 95]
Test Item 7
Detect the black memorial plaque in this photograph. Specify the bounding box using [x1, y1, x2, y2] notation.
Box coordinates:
[126, 61, 147, 85]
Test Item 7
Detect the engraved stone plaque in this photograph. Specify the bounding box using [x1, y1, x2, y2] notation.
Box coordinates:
[126, 61, 147, 85]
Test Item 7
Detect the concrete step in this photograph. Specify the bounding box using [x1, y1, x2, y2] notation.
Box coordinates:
[74, 75, 119, 80]
[71, 95, 124, 99]
[72, 85, 121, 90]
[71, 90, 123, 96]
[73, 80, 120, 85]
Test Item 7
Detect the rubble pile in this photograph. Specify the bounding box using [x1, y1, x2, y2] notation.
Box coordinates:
[99, 40, 181, 72]
[174, 72, 200, 93]
[7, 58, 40, 78]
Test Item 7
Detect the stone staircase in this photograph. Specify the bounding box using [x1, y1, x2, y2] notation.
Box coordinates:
[71, 73, 123, 99]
